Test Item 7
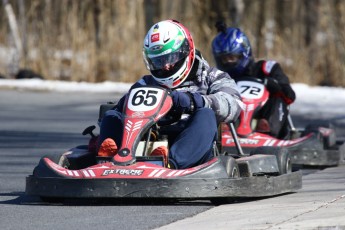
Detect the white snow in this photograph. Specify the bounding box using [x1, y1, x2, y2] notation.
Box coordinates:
[0, 78, 344, 121]
[291, 83, 345, 119]
[0, 78, 131, 93]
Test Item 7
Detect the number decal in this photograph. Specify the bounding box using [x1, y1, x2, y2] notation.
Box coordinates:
[237, 81, 265, 99]
[128, 88, 163, 112]
[145, 90, 158, 106]
[240, 85, 261, 96]
[132, 90, 158, 106]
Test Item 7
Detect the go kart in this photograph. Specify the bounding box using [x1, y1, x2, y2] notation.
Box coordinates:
[221, 77, 345, 167]
[26, 85, 301, 201]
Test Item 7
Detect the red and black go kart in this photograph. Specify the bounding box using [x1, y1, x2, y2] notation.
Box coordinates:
[26, 86, 301, 201]
[221, 77, 345, 167]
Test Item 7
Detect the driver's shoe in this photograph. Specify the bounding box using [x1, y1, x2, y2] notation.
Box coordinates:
[256, 119, 271, 133]
[151, 146, 168, 167]
[98, 138, 118, 157]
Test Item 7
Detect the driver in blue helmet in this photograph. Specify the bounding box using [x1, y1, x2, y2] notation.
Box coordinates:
[212, 21, 296, 139]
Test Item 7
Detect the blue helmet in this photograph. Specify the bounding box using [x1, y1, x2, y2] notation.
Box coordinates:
[212, 26, 253, 77]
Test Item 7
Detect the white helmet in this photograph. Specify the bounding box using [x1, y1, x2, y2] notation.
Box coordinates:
[143, 19, 195, 88]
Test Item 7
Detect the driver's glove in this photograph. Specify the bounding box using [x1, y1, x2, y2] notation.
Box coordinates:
[265, 77, 282, 94]
[170, 91, 204, 114]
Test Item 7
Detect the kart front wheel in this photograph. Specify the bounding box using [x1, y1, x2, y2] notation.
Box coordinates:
[219, 155, 240, 178]
[251, 147, 292, 175]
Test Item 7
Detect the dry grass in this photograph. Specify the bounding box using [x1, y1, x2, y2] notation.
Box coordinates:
[0, 0, 344, 87]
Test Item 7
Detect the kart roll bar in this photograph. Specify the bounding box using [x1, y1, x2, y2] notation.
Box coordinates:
[287, 106, 296, 132]
[228, 122, 245, 156]
[287, 114, 297, 132]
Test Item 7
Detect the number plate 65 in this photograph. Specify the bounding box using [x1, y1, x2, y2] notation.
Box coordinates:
[127, 87, 164, 112]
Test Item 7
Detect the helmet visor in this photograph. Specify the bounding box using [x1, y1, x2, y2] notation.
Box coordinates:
[217, 53, 243, 65]
[151, 58, 186, 78]
[146, 39, 190, 75]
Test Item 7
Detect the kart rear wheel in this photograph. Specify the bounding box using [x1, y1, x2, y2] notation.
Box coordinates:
[219, 155, 240, 178]
[304, 121, 334, 132]
[303, 122, 336, 148]
[251, 147, 292, 175]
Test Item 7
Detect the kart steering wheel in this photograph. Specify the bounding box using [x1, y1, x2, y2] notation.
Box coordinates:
[157, 110, 183, 126]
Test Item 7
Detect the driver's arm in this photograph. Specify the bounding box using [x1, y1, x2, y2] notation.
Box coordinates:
[202, 68, 244, 123]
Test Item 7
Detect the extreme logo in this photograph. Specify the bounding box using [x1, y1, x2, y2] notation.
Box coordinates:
[226, 138, 259, 145]
[102, 169, 144, 176]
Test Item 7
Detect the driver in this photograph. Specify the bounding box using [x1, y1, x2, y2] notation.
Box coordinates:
[97, 19, 243, 169]
[212, 21, 296, 139]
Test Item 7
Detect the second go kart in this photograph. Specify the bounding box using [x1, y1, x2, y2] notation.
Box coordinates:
[221, 77, 345, 167]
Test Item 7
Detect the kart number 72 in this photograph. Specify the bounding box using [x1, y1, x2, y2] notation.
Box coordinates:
[237, 81, 265, 99]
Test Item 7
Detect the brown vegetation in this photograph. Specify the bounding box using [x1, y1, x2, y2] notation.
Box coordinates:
[0, 0, 344, 86]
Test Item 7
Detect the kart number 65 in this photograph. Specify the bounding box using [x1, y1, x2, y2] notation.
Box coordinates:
[128, 87, 164, 112]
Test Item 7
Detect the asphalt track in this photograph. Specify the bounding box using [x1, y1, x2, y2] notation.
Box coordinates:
[0, 89, 344, 230]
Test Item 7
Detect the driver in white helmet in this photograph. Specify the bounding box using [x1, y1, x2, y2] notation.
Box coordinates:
[97, 19, 243, 169]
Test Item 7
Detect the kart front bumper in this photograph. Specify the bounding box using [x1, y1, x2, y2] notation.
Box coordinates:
[26, 171, 302, 199]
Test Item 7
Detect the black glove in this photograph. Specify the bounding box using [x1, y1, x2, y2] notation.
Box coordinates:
[170, 91, 204, 114]
[265, 77, 282, 94]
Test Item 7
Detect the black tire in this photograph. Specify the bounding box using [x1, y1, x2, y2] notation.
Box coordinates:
[219, 155, 240, 178]
[99, 103, 116, 121]
[303, 122, 336, 148]
[304, 121, 334, 133]
[211, 156, 239, 206]
[251, 146, 292, 175]
[38, 154, 63, 165]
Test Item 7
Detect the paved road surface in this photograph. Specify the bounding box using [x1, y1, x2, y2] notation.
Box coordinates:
[0, 89, 344, 230]
[157, 165, 345, 230]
